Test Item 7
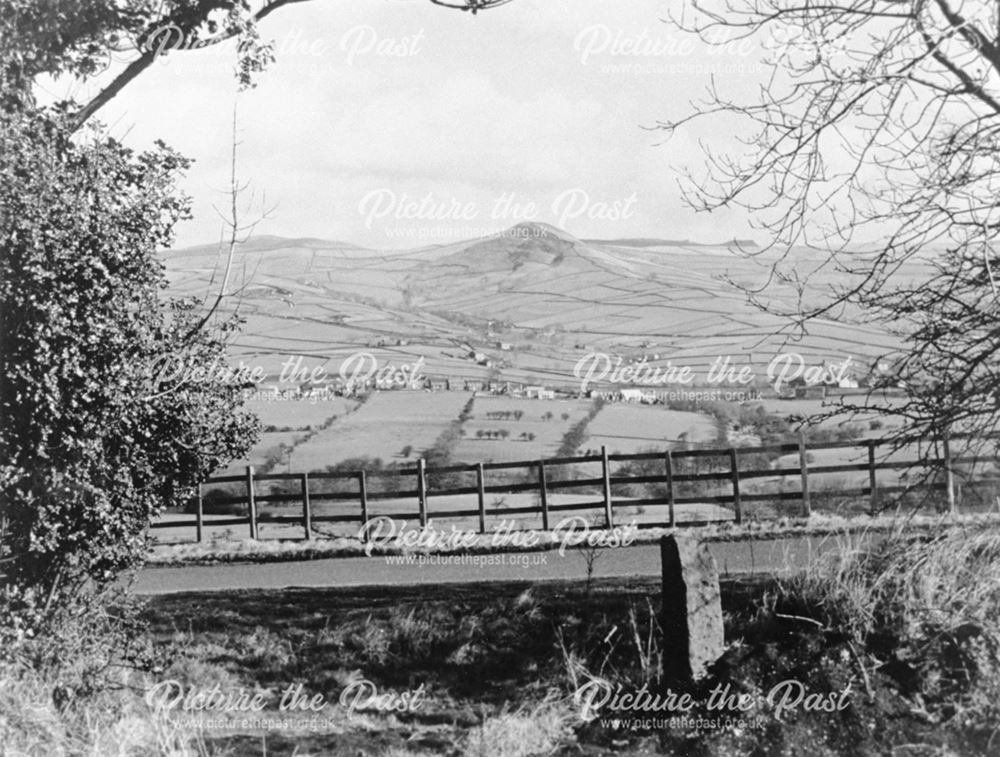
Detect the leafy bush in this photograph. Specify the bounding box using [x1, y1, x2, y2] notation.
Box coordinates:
[0, 98, 257, 639]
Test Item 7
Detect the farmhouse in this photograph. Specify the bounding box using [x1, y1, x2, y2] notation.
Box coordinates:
[525, 385, 555, 400]
[426, 377, 451, 391]
[464, 379, 485, 392]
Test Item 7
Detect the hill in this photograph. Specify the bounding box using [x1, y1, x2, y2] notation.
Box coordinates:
[161, 223, 901, 391]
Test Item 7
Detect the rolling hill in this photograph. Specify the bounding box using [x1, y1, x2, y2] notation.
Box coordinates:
[162, 222, 902, 391]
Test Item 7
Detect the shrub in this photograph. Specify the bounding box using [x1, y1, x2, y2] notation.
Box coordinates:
[0, 104, 257, 637]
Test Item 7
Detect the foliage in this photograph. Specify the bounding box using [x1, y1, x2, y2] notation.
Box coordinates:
[0, 102, 257, 637]
[555, 398, 604, 458]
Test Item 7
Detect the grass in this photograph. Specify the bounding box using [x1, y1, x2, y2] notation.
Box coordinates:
[11, 522, 1000, 755]
[0, 660, 203, 757]
[770, 525, 1000, 729]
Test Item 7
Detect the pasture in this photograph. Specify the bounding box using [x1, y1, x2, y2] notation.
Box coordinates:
[450, 396, 594, 463]
[289, 390, 473, 471]
[585, 402, 716, 453]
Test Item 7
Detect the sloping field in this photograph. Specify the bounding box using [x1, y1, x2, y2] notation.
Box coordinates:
[289, 390, 472, 471]
[246, 395, 358, 430]
[585, 403, 717, 454]
[163, 224, 909, 394]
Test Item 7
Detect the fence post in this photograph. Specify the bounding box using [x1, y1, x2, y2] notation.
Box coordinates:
[417, 458, 427, 527]
[867, 440, 878, 515]
[195, 483, 204, 544]
[942, 429, 956, 514]
[245, 465, 258, 540]
[301, 473, 312, 540]
[538, 459, 550, 531]
[729, 449, 742, 524]
[798, 432, 811, 517]
[476, 462, 486, 534]
[358, 470, 369, 534]
[664, 450, 676, 528]
[601, 445, 614, 528]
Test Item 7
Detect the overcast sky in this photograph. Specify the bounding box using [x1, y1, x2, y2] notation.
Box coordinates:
[47, 0, 771, 249]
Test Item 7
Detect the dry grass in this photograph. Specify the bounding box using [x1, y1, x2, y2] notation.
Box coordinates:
[462, 695, 574, 757]
[0, 662, 202, 757]
[774, 525, 1000, 727]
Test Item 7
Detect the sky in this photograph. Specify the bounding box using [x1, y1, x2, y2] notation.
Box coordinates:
[44, 0, 774, 249]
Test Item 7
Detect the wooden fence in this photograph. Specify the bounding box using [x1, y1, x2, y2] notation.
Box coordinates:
[151, 434, 1000, 543]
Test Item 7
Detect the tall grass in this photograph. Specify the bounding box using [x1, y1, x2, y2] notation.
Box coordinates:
[0, 661, 201, 757]
[773, 525, 1000, 725]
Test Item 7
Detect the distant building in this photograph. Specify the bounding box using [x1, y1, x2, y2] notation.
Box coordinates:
[525, 385, 555, 400]
[464, 379, 485, 392]
[427, 377, 451, 391]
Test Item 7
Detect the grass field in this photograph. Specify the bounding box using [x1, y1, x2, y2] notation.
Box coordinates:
[247, 394, 359, 430]
[289, 390, 473, 471]
[451, 396, 594, 463]
[585, 403, 716, 453]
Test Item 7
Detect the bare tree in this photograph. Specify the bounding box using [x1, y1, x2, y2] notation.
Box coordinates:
[664, 1, 1000, 456]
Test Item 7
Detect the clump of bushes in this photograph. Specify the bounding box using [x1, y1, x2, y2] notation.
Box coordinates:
[555, 398, 605, 458]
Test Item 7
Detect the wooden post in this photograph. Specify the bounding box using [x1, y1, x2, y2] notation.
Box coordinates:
[798, 432, 811, 517]
[476, 462, 486, 534]
[195, 483, 204, 544]
[942, 429, 956, 514]
[301, 473, 312, 540]
[245, 465, 258, 540]
[417, 458, 427, 527]
[358, 470, 369, 532]
[601, 445, 614, 528]
[729, 449, 742, 524]
[867, 440, 878, 515]
[538, 459, 550, 531]
[664, 450, 676, 528]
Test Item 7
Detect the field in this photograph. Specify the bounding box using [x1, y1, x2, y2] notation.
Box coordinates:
[216, 395, 359, 476]
[450, 396, 594, 463]
[289, 390, 473, 471]
[751, 394, 909, 438]
[585, 403, 716, 453]
[163, 227, 907, 397]
[248, 394, 359, 430]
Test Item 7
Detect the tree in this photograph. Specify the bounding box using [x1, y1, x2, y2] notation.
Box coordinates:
[0, 0, 516, 631]
[1, 0, 515, 134]
[666, 1, 1000, 453]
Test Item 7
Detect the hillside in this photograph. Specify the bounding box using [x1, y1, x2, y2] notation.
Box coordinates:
[162, 223, 901, 390]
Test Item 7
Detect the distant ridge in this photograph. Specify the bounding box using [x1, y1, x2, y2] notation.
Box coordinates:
[505, 221, 581, 243]
[583, 237, 759, 248]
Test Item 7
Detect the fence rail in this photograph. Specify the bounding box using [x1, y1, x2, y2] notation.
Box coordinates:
[151, 433, 1000, 543]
